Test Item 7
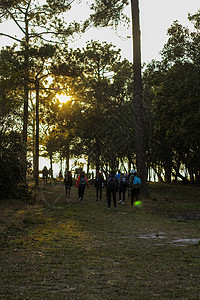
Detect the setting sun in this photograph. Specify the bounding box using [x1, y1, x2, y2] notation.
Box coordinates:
[56, 93, 72, 104]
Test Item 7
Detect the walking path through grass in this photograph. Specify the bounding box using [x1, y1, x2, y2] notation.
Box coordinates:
[0, 182, 200, 299]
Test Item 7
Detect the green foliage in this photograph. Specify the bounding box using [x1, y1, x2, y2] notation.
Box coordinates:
[0, 131, 29, 199]
[0, 0, 81, 44]
[69, 41, 134, 169]
[0, 0, 22, 11]
[188, 10, 200, 30]
[0, 47, 24, 132]
[90, 0, 129, 28]
[0, 0, 82, 174]
[143, 14, 200, 182]
[161, 21, 190, 63]
[40, 41, 134, 172]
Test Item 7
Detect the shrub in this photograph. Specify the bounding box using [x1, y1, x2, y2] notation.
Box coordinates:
[0, 131, 27, 199]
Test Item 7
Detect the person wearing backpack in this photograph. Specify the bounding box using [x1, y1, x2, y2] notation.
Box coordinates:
[76, 171, 89, 202]
[106, 170, 118, 209]
[64, 169, 73, 200]
[95, 172, 104, 201]
[128, 170, 141, 206]
[118, 173, 128, 204]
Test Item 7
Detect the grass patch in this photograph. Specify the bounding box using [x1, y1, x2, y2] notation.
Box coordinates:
[0, 183, 200, 299]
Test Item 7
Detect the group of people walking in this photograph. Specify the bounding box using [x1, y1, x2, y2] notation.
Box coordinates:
[106, 169, 141, 209]
[64, 168, 141, 209]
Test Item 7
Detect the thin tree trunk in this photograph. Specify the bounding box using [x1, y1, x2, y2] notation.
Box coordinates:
[128, 155, 132, 173]
[34, 80, 39, 188]
[96, 141, 100, 176]
[22, 34, 29, 182]
[87, 155, 90, 177]
[65, 141, 70, 171]
[50, 155, 53, 178]
[164, 157, 172, 183]
[131, 0, 149, 198]
[32, 116, 36, 181]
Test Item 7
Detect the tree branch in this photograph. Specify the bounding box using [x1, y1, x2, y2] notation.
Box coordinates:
[28, 33, 64, 44]
[0, 32, 22, 43]
[5, 8, 26, 34]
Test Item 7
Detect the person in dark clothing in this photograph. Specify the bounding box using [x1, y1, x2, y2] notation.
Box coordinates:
[118, 173, 128, 204]
[95, 172, 104, 201]
[42, 166, 48, 183]
[106, 170, 118, 209]
[64, 170, 73, 200]
[76, 171, 89, 202]
[127, 171, 132, 199]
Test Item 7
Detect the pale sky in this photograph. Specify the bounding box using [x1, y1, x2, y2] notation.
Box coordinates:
[0, 0, 199, 64]
[139, 0, 200, 63]
[69, 0, 200, 63]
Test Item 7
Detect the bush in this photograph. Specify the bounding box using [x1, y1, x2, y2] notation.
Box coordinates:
[0, 131, 28, 199]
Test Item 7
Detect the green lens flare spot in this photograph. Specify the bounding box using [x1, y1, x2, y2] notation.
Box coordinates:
[134, 201, 142, 207]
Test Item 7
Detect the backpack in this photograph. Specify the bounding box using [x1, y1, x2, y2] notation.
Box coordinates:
[129, 175, 141, 189]
[107, 175, 118, 190]
[120, 175, 127, 186]
[95, 176, 104, 188]
[79, 176, 86, 186]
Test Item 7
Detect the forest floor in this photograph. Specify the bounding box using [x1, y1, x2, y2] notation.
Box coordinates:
[0, 181, 200, 300]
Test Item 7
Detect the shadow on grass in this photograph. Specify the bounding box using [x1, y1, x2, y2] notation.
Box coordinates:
[0, 183, 200, 299]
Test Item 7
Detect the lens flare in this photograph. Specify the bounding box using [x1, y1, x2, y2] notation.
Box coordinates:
[134, 200, 142, 208]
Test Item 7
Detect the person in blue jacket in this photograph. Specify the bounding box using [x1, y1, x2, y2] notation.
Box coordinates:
[129, 170, 141, 206]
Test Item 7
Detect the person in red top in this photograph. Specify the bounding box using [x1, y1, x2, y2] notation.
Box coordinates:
[75, 171, 89, 202]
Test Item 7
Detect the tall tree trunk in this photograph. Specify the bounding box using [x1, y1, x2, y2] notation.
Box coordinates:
[50, 154, 53, 178]
[127, 152, 132, 173]
[188, 164, 194, 183]
[164, 160, 172, 183]
[157, 165, 164, 183]
[96, 141, 100, 176]
[110, 154, 116, 171]
[65, 141, 70, 171]
[87, 155, 90, 177]
[22, 33, 29, 182]
[34, 80, 39, 188]
[131, 0, 149, 198]
[32, 116, 36, 181]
